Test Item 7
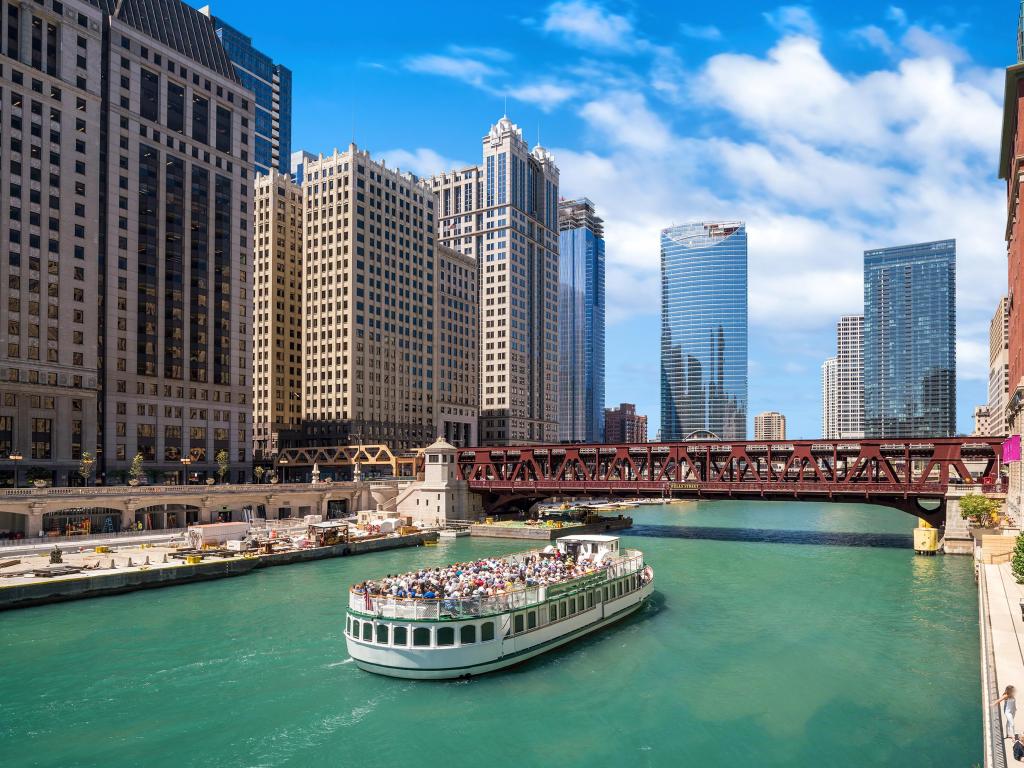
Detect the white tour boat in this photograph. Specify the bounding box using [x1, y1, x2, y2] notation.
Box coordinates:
[345, 535, 655, 679]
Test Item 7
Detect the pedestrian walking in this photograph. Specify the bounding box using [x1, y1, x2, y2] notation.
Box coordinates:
[996, 685, 1017, 739]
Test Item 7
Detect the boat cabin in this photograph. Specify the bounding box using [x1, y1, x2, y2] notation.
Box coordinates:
[556, 535, 620, 562]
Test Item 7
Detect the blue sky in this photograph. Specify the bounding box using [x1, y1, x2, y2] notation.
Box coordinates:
[207, 0, 1012, 438]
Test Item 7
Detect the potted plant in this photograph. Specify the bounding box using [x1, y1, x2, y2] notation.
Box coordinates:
[26, 467, 50, 488]
[78, 451, 95, 486]
[253, 466, 265, 484]
[205, 477, 215, 485]
[128, 453, 146, 486]
[216, 449, 230, 484]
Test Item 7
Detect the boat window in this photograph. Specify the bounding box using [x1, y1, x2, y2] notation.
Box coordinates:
[437, 627, 455, 646]
[527, 610, 537, 629]
[460, 624, 476, 644]
[346, 617, 351, 634]
[559, 601, 567, 619]
[393, 626, 408, 646]
[481, 622, 495, 641]
[376, 623, 389, 644]
[351, 619, 360, 637]
[586, 592, 594, 609]
[413, 627, 431, 647]
[514, 613, 524, 633]
[569, 598, 576, 615]
[549, 604, 558, 623]
[618, 581, 623, 597]
[362, 622, 373, 641]
[603, 587, 609, 602]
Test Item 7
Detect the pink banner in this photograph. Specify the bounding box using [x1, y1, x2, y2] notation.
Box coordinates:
[1003, 435, 1021, 463]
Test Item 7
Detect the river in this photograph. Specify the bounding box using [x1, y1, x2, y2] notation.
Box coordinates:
[0, 501, 979, 767]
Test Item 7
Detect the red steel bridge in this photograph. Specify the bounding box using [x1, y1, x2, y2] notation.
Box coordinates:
[456, 438, 1006, 523]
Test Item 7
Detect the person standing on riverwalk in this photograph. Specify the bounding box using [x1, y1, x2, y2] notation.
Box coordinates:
[995, 685, 1017, 738]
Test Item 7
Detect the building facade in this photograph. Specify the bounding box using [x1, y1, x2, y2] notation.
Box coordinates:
[557, 197, 605, 443]
[253, 170, 302, 461]
[973, 405, 993, 436]
[435, 245, 478, 446]
[429, 117, 560, 445]
[202, 7, 290, 176]
[863, 240, 956, 438]
[660, 221, 748, 441]
[821, 357, 837, 439]
[603, 402, 647, 444]
[754, 411, 786, 440]
[835, 315, 864, 439]
[0, 0, 254, 486]
[989, 296, 1010, 436]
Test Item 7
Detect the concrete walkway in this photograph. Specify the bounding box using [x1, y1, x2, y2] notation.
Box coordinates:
[0, 531, 186, 557]
[981, 562, 1024, 766]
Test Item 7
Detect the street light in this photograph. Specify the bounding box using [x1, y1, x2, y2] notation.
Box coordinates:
[180, 455, 192, 485]
[8, 452, 23, 488]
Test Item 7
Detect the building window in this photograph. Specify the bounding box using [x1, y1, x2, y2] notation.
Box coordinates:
[140, 68, 159, 121]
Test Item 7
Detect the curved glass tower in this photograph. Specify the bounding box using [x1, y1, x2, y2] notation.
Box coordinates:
[660, 222, 748, 441]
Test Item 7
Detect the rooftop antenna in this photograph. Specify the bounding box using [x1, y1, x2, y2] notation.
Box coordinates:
[503, 94, 508, 118]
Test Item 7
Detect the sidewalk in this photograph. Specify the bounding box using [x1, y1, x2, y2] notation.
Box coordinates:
[0, 530, 186, 557]
[981, 561, 1024, 766]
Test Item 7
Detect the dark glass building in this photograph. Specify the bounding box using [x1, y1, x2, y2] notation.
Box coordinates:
[863, 240, 956, 437]
[202, 7, 291, 175]
[558, 198, 605, 443]
[660, 222, 748, 441]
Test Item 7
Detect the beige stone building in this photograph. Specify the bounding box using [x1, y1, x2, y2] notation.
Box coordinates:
[429, 116, 560, 445]
[754, 411, 786, 441]
[253, 170, 303, 460]
[436, 245, 478, 446]
[989, 296, 1009, 436]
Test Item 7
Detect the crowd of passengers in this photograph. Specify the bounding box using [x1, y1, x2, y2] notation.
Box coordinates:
[354, 551, 606, 600]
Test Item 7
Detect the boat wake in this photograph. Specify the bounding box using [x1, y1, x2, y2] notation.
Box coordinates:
[628, 524, 912, 549]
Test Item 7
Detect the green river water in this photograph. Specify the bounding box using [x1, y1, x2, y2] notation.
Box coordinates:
[0, 501, 979, 767]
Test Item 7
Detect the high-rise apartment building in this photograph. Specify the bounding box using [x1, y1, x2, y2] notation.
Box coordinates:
[253, 170, 302, 461]
[603, 402, 647, 443]
[863, 240, 956, 438]
[0, 0, 254, 486]
[660, 222, 748, 440]
[754, 411, 786, 440]
[822, 357, 837, 439]
[835, 315, 864, 439]
[557, 197, 605, 443]
[429, 117, 560, 445]
[202, 7, 291, 176]
[989, 296, 1010, 436]
[295, 144, 477, 451]
[973, 405, 993, 436]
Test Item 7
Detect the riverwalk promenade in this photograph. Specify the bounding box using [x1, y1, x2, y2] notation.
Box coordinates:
[980, 560, 1024, 767]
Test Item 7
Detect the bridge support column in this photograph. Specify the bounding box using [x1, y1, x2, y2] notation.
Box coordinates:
[942, 487, 982, 555]
[25, 504, 44, 538]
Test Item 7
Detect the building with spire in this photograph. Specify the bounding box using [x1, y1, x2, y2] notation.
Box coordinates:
[428, 117, 560, 445]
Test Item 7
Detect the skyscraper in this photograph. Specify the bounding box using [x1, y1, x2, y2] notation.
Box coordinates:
[558, 198, 605, 443]
[835, 315, 864, 439]
[989, 296, 1009, 436]
[429, 117, 560, 445]
[0, 0, 255, 485]
[660, 222, 748, 440]
[863, 240, 956, 438]
[754, 411, 786, 440]
[201, 7, 291, 175]
[821, 357, 838, 439]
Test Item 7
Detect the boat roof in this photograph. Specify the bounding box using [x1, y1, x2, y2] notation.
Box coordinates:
[559, 535, 620, 543]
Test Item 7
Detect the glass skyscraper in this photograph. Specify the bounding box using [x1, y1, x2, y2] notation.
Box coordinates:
[202, 7, 292, 175]
[558, 199, 606, 443]
[863, 240, 956, 438]
[660, 222, 748, 440]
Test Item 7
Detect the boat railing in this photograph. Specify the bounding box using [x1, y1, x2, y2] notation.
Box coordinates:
[349, 551, 646, 620]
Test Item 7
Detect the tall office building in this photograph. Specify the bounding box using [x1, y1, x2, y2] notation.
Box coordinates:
[0, 0, 255, 485]
[835, 315, 864, 439]
[294, 144, 477, 451]
[429, 116, 560, 445]
[989, 296, 1010, 436]
[201, 7, 291, 176]
[822, 357, 837, 439]
[754, 411, 786, 440]
[863, 240, 956, 438]
[557, 197, 605, 443]
[660, 221, 748, 440]
[253, 170, 303, 461]
[604, 403, 647, 443]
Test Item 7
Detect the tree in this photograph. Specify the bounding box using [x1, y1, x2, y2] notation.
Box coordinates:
[960, 494, 1001, 527]
[253, 466, 265, 484]
[1013, 533, 1024, 583]
[78, 452, 94, 485]
[216, 449, 230, 484]
[129, 453, 146, 484]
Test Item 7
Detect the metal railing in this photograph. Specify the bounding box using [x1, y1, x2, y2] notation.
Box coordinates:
[0, 481, 355, 498]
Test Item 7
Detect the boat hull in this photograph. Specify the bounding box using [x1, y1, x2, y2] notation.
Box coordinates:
[347, 581, 653, 680]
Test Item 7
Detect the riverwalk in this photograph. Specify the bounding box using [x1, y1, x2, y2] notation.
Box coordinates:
[979, 560, 1024, 767]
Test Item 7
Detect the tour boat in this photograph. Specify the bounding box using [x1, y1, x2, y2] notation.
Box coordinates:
[344, 535, 655, 679]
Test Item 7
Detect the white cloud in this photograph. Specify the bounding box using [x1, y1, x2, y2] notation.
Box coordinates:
[762, 5, 819, 38]
[851, 25, 895, 56]
[679, 23, 722, 41]
[509, 81, 576, 110]
[886, 6, 908, 27]
[579, 91, 673, 152]
[542, 0, 636, 51]
[377, 148, 467, 178]
[404, 55, 500, 87]
[445, 45, 512, 61]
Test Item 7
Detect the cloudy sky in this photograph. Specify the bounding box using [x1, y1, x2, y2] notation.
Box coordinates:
[213, 0, 1012, 438]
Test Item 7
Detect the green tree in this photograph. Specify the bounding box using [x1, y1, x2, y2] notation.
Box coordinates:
[78, 452, 94, 485]
[129, 453, 146, 484]
[1012, 533, 1024, 583]
[253, 466, 265, 484]
[960, 494, 1001, 527]
[216, 449, 230, 483]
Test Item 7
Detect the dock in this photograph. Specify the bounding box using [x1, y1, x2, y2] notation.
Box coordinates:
[469, 516, 633, 540]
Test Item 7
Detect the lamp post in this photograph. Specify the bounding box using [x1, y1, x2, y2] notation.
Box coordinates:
[277, 456, 289, 484]
[180, 455, 192, 485]
[8, 451, 22, 488]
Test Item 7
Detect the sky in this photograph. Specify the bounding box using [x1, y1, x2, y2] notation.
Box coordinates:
[207, 0, 1012, 439]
